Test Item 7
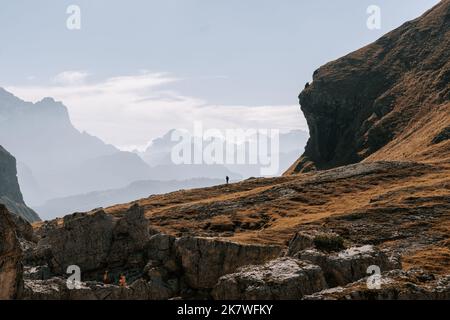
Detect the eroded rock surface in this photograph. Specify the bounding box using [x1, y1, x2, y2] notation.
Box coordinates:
[0, 205, 23, 299]
[212, 257, 327, 300]
[296, 245, 400, 287]
[287, 0, 450, 173]
[304, 269, 450, 300]
[175, 237, 282, 290]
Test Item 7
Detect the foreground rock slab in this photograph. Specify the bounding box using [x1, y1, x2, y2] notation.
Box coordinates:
[212, 257, 327, 300]
[296, 245, 401, 287]
[304, 269, 450, 300]
[23, 278, 171, 300]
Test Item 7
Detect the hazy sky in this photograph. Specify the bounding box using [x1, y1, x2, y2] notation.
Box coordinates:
[0, 0, 439, 150]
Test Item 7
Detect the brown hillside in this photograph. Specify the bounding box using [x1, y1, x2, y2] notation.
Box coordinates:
[287, 0, 449, 174]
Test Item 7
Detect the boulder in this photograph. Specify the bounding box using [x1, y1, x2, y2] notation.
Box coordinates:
[297, 245, 401, 287]
[212, 257, 327, 300]
[108, 204, 149, 268]
[36, 209, 115, 274]
[304, 269, 450, 300]
[23, 277, 172, 300]
[174, 237, 282, 289]
[288, 230, 345, 255]
[33, 205, 149, 276]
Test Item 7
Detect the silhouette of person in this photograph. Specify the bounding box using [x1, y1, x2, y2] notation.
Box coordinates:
[103, 270, 111, 285]
[226, 176, 230, 185]
[119, 274, 127, 287]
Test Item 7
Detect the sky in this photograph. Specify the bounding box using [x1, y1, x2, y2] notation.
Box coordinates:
[0, 0, 440, 150]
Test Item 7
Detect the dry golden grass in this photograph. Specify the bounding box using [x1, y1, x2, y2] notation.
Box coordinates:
[404, 245, 450, 275]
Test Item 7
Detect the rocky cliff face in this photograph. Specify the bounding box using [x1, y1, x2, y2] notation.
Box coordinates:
[287, 0, 450, 173]
[0, 146, 40, 222]
[0, 205, 23, 299]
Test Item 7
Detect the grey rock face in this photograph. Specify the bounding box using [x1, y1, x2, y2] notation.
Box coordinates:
[174, 237, 283, 290]
[24, 206, 284, 298]
[288, 0, 450, 173]
[32, 205, 149, 277]
[304, 269, 450, 300]
[296, 245, 400, 287]
[22, 277, 171, 300]
[0, 146, 40, 222]
[212, 257, 327, 300]
[0, 205, 23, 299]
[288, 230, 344, 255]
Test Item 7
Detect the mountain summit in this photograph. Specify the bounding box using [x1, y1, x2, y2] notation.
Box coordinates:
[287, 0, 449, 173]
[0, 88, 152, 205]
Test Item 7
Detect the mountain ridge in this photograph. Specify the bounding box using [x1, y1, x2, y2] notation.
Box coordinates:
[286, 0, 449, 174]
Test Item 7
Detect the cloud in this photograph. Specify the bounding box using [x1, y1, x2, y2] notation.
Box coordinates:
[53, 71, 90, 85]
[6, 71, 307, 151]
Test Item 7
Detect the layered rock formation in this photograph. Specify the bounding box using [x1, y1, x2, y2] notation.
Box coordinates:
[212, 258, 328, 300]
[0, 205, 23, 299]
[0, 146, 40, 222]
[287, 0, 450, 173]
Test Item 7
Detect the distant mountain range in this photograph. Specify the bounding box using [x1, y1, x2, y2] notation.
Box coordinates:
[34, 178, 224, 220]
[0, 87, 308, 219]
[0, 88, 152, 206]
[138, 128, 309, 178]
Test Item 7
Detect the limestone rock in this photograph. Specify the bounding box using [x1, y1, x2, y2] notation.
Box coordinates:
[287, 0, 450, 173]
[304, 269, 450, 300]
[297, 245, 401, 287]
[22, 277, 171, 300]
[288, 230, 345, 255]
[212, 257, 327, 300]
[174, 237, 282, 289]
[0, 205, 23, 299]
[33, 205, 149, 277]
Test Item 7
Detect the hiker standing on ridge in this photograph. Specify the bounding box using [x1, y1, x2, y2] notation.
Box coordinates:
[226, 176, 230, 185]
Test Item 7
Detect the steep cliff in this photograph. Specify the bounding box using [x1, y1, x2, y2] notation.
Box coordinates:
[287, 0, 450, 173]
[0, 205, 23, 299]
[0, 146, 40, 222]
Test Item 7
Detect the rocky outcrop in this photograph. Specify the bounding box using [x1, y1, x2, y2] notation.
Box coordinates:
[22, 278, 171, 300]
[295, 246, 401, 287]
[212, 244, 403, 300]
[174, 237, 282, 290]
[287, 0, 450, 173]
[0, 205, 23, 299]
[304, 269, 450, 300]
[212, 257, 327, 300]
[31, 205, 148, 278]
[22, 206, 283, 299]
[0, 145, 40, 222]
[288, 230, 345, 254]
